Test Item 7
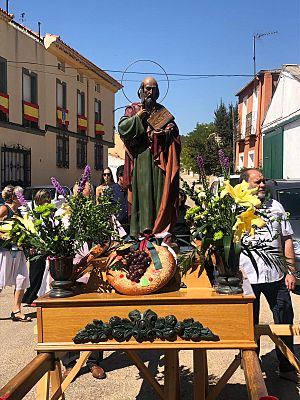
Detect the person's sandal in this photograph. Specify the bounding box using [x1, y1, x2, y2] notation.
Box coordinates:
[11, 310, 32, 322]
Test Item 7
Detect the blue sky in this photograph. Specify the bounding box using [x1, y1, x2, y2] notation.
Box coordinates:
[5, 0, 300, 134]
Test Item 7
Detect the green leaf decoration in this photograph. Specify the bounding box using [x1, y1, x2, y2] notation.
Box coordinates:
[73, 309, 219, 344]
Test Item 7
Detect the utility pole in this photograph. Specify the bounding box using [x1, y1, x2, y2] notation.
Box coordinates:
[253, 31, 278, 77]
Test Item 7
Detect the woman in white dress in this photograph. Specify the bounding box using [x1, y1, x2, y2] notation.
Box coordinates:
[0, 185, 31, 322]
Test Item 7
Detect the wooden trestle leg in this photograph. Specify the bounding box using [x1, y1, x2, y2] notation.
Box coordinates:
[242, 350, 268, 400]
[164, 350, 181, 400]
[193, 349, 208, 400]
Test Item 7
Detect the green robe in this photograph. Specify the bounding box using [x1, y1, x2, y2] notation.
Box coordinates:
[118, 114, 165, 237]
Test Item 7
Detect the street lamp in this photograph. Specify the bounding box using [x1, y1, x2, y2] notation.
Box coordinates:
[253, 31, 278, 77]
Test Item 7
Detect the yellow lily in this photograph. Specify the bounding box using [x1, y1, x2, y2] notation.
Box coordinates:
[14, 214, 37, 234]
[0, 220, 14, 239]
[233, 207, 266, 242]
[220, 180, 261, 208]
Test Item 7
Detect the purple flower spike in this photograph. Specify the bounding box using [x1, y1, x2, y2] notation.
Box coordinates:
[51, 177, 65, 197]
[15, 190, 28, 207]
[78, 165, 91, 193]
[218, 149, 230, 174]
[196, 154, 205, 171]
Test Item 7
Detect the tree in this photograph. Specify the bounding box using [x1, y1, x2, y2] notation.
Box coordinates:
[213, 101, 238, 173]
[181, 123, 215, 172]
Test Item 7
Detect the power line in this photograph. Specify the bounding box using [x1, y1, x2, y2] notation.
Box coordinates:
[5, 59, 253, 79]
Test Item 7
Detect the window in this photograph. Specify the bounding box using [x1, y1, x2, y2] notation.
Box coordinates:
[58, 61, 65, 72]
[0, 56, 8, 122]
[94, 141, 103, 170]
[77, 90, 86, 134]
[23, 69, 37, 103]
[95, 84, 101, 93]
[241, 96, 248, 139]
[238, 153, 244, 169]
[95, 99, 101, 122]
[77, 74, 84, 83]
[57, 80, 68, 129]
[0, 56, 7, 93]
[76, 138, 87, 168]
[77, 90, 85, 116]
[22, 69, 38, 128]
[56, 133, 69, 168]
[248, 151, 254, 168]
[57, 80, 67, 109]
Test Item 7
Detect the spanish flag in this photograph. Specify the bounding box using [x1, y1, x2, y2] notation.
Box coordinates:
[0, 92, 9, 114]
[57, 107, 69, 127]
[77, 115, 87, 130]
[23, 101, 39, 123]
[95, 122, 105, 135]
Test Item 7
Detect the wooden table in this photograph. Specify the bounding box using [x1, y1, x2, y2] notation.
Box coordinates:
[35, 274, 268, 399]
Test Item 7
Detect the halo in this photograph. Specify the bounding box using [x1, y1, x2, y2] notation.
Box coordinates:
[121, 59, 170, 104]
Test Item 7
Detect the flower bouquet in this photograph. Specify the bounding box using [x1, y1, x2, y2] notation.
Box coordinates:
[181, 150, 267, 294]
[0, 166, 118, 297]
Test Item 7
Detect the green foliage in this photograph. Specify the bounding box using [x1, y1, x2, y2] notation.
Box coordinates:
[0, 192, 118, 258]
[181, 123, 215, 172]
[181, 102, 238, 176]
[68, 190, 118, 247]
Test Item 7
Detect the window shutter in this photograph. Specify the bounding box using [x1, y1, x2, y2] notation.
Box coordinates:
[31, 74, 37, 103]
[23, 73, 31, 102]
[57, 81, 63, 108]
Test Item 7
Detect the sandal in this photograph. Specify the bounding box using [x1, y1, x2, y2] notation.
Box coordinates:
[11, 310, 32, 322]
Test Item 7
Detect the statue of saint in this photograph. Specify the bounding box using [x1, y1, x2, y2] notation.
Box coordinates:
[118, 76, 181, 238]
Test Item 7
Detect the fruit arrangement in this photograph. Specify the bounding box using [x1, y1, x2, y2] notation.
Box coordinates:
[124, 249, 152, 283]
[106, 243, 176, 295]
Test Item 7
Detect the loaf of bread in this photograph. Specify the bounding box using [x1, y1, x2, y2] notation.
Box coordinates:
[106, 243, 176, 295]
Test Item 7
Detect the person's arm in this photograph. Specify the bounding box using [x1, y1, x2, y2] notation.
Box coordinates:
[0, 205, 8, 221]
[95, 186, 103, 201]
[283, 235, 297, 291]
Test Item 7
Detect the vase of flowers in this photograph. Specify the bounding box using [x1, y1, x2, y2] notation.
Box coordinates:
[0, 165, 118, 298]
[48, 256, 74, 298]
[180, 150, 266, 294]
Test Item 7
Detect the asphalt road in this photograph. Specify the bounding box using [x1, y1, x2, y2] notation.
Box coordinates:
[0, 286, 299, 400]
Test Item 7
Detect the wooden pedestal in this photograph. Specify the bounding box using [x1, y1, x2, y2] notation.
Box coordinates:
[35, 274, 267, 399]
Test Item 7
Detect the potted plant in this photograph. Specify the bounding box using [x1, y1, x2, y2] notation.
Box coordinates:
[180, 151, 283, 294]
[0, 166, 118, 297]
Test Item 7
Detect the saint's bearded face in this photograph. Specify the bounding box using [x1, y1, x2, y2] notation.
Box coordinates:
[141, 83, 157, 112]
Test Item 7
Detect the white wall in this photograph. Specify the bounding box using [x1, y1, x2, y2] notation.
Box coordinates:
[283, 119, 300, 178]
[263, 71, 300, 132]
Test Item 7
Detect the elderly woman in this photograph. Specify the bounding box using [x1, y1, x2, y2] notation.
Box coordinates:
[0, 185, 31, 322]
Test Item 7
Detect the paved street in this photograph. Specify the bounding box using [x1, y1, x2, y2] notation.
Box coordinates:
[1, 286, 299, 399]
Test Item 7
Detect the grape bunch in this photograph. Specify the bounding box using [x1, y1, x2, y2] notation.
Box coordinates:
[124, 249, 152, 283]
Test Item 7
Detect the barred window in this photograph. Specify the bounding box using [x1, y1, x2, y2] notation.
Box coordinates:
[76, 138, 87, 169]
[56, 133, 69, 168]
[94, 141, 103, 170]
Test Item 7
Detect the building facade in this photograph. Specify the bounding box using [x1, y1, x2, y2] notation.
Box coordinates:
[234, 69, 280, 171]
[0, 8, 122, 189]
[262, 65, 300, 179]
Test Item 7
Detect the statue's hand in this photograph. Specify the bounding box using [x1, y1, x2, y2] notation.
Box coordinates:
[136, 109, 148, 119]
[153, 129, 166, 135]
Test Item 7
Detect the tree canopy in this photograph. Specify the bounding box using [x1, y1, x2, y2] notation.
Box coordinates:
[181, 101, 238, 175]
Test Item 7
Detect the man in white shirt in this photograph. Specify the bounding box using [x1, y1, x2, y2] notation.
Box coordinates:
[239, 168, 298, 384]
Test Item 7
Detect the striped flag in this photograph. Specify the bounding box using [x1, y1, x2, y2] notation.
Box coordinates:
[57, 107, 69, 127]
[0, 92, 9, 114]
[95, 122, 105, 135]
[23, 101, 39, 122]
[77, 115, 87, 130]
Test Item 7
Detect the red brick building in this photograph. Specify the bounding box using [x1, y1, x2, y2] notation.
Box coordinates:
[234, 70, 280, 171]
